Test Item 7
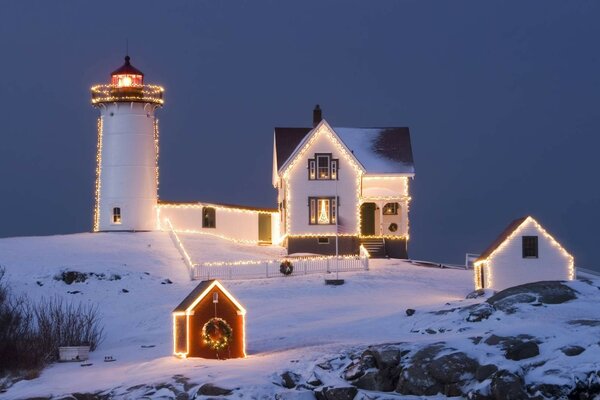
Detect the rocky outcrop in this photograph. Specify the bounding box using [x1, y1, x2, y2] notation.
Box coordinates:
[487, 281, 577, 313]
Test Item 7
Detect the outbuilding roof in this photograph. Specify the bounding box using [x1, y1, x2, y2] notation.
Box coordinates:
[274, 125, 414, 175]
[173, 280, 246, 314]
[476, 217, 528, 262]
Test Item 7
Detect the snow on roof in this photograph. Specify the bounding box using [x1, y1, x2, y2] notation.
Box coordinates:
[274, 125, 414, 175]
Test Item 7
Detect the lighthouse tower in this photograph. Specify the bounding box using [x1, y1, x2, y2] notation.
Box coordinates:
[91, 56, 164, 231]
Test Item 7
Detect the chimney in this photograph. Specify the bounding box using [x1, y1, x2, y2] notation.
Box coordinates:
[312, 104, 322, 127]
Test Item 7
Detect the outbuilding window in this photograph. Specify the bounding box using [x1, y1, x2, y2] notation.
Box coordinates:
[112, 207, 121, 224]
[522, 236, 538, 258]
[383, 202, 399, 215]
[202, 207, 216, 228]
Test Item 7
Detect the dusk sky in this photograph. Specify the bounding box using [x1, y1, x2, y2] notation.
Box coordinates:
[0, 1, 598, 268]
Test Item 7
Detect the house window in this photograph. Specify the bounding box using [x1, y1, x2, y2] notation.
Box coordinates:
[318, 237, 330, 244]
[112, 207, 121, 224]
[309, 197, 337, 225]
[308, 154, 338, 180]
[383, 202, 399, 215]
[202, 207, 216, 228]
[522, 236, 538, 258]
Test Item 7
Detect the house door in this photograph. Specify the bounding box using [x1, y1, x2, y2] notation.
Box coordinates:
[258, 214, 272, 244]
[360, 203, 376, 235]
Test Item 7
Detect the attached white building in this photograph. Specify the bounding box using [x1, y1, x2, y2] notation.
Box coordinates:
[273, 106, 415, 257]
[474, 216, 575, 291]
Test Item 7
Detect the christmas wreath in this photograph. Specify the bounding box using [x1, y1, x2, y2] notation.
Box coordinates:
[389, 223, 398, 232]
[280, 260, 294, 276]
[201, 317, 233, 351]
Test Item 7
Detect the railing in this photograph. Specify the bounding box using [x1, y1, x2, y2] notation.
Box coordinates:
[192, 253, 369, 281]
[91, 84, 164, 105]
[165, 219, 195, 278]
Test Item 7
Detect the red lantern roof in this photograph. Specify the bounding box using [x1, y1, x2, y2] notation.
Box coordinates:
[111, 56, 144, 77]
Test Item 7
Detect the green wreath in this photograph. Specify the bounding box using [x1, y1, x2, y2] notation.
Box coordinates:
[280, 260, 294, 276]
[201, 317, 233, 351]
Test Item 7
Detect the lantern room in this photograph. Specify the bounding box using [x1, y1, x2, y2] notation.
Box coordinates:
[111, 55, 144, 87]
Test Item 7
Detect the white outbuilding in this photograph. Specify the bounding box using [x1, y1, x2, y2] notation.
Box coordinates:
[474, 216, 575, 291]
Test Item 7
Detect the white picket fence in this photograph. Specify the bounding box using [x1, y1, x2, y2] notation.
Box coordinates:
[166, 218, 370, 281]
[191, 252, 369, 281]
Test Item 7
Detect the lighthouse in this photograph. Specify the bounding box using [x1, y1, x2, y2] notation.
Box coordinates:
[91, 56, 164, 231]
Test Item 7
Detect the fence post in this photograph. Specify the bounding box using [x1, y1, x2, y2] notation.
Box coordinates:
[304, 260, 307, 275]
[228, 266, 232, 280]
[266, 262, 269, 278]
[326, 259, 330, 273]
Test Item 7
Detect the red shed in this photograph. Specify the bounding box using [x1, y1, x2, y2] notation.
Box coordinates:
[173, 280, 246, 359]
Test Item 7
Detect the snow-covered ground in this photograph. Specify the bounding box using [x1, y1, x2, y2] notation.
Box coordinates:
[1, 232, 599, 399]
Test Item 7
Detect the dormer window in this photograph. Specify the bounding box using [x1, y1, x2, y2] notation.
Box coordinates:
[308, 153, 338, 180]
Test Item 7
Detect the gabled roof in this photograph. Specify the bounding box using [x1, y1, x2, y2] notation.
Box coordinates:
[274, 123, 414, 175]
[476, 216, 574, 265]
[173, 280, 246, 314]
[476, 217, 528, 262]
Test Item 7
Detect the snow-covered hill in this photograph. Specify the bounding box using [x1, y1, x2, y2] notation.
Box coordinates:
[0, 232, 599, 399]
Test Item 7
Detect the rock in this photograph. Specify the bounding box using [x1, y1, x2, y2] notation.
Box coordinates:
[475, 364, 498, 382]
[175, 393, 189, 400]
[568, 319, 600, 327]
[505, 341, 539, 361]
[560, 345, 585, 356]
[276, 391, 317, 400]
[406, 308, 415, 316]
[490, 370, 528, 400]
[198, 383, 233, 396]
[306, 373, 323, 387]
[443, 382, 464, 397]
[395, 344, 445, 396]
[352, 366, 401, 392]
[428, 352, 478, 384]
[314, 386, 358, 400]
[342, 361, 365, 381]
[465, 303, 494, 322]
[281, 371, 301, 389]
[484, 334, 535, 348]
[466, 289, 486, 299]
[529, 383, 568, 399]
[487, 281, 577, 313]
[55, 271, 88, 285]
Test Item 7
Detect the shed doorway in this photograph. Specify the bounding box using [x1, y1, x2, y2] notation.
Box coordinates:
[360, 203, 376, 235]
[258, 214, 272, 244]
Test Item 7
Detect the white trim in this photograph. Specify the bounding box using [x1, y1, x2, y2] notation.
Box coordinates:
[278, 120, 366, 177]
[185, 280, 247, 316]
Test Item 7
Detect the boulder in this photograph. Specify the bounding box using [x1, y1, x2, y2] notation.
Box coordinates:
[281, 371, 301, 389]
[487, 281, 577, 313]
[314, 386, 358, 400]
[428, 352, 478, 384]
[395, 344, 445, 396]
[406, 308, 416, 316]
[475, 364, 498, 382]
[352, 366, 401, 392]
[276, 391, 317, 400]
[505, 341, 539, 361]
[560, 345, 585, 357]
[466, 289, 486, 299]
[465, 303, 494, 322]
[198, 383, 233, 396]
[490, 370, 528, 400]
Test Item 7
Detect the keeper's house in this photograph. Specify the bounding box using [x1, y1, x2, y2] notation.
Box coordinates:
[173, 280, 246, 359]
[273, 106, 415, 258]
[474, 216, 575, 291]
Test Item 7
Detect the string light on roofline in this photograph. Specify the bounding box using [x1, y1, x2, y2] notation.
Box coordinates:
[93, 117, 104, 232]
[473, 216, 575, 289]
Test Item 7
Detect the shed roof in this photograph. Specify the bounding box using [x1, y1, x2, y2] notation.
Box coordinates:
[173, 280, 246, 314]
[476, 217, 528, 262]
[274, 125, 414, 175]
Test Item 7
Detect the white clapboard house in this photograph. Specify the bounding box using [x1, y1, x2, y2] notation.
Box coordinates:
[273, 106, 415, 257]
[474, 216, 575, 291]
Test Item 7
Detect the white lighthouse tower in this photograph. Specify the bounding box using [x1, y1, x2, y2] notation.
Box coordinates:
[91, 56, 164, 231]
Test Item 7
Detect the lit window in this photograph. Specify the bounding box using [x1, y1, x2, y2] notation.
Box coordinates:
[309, 197, 337, 225]
[308, 154, 338, 180]
[202, 207, 216, 228]
[522, 236, 538, 258]
[383, 203, 399, 215]
[112, 207, 121, 224]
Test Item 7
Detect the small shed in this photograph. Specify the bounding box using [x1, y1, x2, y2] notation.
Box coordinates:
[474, 216, 575, 291]
[173, 280, 246, 359]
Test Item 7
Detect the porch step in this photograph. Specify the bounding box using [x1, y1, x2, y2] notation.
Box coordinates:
[360, 238, 386, 258]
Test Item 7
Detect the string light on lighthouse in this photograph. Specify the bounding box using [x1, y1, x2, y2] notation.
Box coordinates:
[93, 117, 104, 232]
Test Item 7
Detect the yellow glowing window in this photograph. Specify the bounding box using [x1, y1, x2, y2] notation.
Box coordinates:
[308, 154, 338, 180]
[112, 207, 121, 224]
[309, 197, 337, 225]
[383, 203, 399, 215]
